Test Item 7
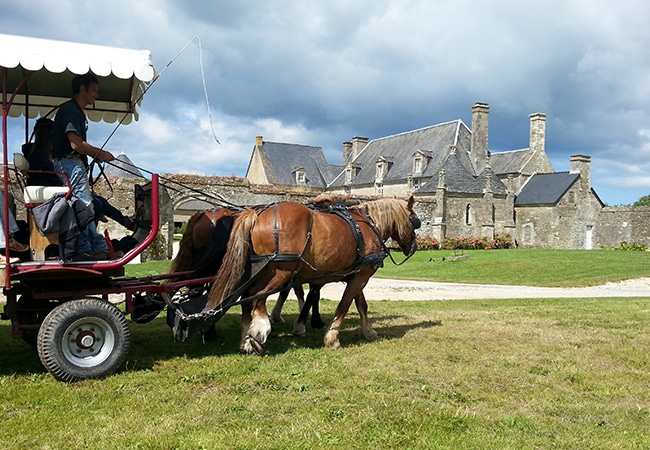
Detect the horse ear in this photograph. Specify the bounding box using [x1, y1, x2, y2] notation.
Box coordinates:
[407, 195, 414, 209]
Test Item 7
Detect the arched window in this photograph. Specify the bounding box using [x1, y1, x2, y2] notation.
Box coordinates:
[465, 203, 472, 225]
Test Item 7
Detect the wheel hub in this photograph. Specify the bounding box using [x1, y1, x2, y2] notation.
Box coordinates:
[67, 324, 104, 358]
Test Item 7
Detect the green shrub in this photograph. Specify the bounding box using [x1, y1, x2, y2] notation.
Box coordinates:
[442, 234, 513, 250]
[614, 240, 648, 251]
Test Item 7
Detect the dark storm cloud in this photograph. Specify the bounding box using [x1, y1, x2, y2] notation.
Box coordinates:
[3, 0, 650, 204]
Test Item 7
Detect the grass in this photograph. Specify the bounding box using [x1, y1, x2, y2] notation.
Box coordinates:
[376, 248, 650, 287]
[1, 297, 649, 449]
[1, 249, 649, 448]
[126, 249, 650, 288]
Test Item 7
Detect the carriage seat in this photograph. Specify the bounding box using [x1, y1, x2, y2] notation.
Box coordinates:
[13, 153, 70, 260]
[23, 185, 70, 205]
[13, 153, 69, 205]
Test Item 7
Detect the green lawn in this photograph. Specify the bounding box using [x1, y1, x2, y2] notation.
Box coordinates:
[375, 248, 650, 287]
[127, 249, 650, 288]
[1, 297, 649, 449]
[0, 249, 648, 449]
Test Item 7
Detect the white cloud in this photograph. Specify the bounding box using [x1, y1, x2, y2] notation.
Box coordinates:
[3, 0, 650, 204]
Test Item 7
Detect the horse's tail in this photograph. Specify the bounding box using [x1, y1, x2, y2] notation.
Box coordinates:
[168, 211, 205, 275]
[207, 208, 258, 308]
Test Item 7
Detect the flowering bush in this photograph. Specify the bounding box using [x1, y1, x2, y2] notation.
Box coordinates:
[416, 235, 441, 250]
[442, 234, 513, 250]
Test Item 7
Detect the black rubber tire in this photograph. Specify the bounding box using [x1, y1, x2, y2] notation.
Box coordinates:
[37, 298, 131, 383]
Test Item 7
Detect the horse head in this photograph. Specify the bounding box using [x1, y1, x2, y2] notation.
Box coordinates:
[363, 195, 420, 257]
[399, 195, 420, 257]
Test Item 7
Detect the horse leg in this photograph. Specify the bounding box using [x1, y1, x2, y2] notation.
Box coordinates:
[293, 285, 314, 337]
[309, 286, 326, 329]
[294, 284, 306, 314]
[270, 289, 290, 326]
[240, 298, 272, 355]
[354, 291, 377, 341]
[293, 285, 324, 336]
[323, 280, 365, 349]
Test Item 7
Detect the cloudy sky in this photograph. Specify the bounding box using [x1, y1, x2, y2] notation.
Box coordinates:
[3, 0, 650, 205]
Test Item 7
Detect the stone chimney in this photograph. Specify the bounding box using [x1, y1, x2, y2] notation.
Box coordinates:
[343, 141, 353, 163]
[570, 154, 591, 191]
[471, 102, 489, 174]
[255, 135, 263, 146]
[351, 136, 368, 161]
[529, 113, 546, 154]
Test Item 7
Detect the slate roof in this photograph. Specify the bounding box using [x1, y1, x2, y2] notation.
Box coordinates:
[329, 120, 474, 187]
[104, 152, 144, 178]
[514, 172, 579, 206]
[254, 142, 339, 189]
[417, 152, 509, 195]
[489, 148, 534, 175]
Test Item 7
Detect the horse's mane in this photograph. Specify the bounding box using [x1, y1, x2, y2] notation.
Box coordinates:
[309, 193, 350, 204]
[352, 198, 411, 240]
[306, 193, 358, 212]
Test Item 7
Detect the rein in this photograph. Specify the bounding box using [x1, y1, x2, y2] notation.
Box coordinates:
[355, 207, 418, 267]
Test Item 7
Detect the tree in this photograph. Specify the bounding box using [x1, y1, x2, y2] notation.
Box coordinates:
[633, 194, 650, 206]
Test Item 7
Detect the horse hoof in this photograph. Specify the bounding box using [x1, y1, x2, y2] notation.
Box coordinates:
[292, 320, 307, 337]
[240, 335, 265, 356]
[324, 331, 341, 350]
[362, 329, 378, 341]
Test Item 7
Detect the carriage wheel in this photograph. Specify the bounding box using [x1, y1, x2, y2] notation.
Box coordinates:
[37, 298, 131, 383]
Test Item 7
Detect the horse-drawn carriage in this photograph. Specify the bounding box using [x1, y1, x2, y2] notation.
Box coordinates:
[1, 34, 420, 383]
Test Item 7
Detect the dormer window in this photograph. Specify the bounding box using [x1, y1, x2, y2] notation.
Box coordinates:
[344, 163, 361, 184]
[412, 150, 431, 174]
[414, 157, 423, 173]
[375, 156, 393, 181]
[376, 162, 385, 179]
[293, 167, 306, 184]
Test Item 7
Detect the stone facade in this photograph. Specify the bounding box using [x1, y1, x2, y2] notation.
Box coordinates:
[595, 206, 650, 248]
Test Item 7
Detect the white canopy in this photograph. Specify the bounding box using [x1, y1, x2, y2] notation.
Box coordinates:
[0, 33, 155, 124]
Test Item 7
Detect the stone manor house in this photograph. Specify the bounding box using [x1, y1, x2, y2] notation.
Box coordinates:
[245, 102, 650, 250]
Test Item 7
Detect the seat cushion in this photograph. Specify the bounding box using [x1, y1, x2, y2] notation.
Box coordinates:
[24, 186, 70, 204]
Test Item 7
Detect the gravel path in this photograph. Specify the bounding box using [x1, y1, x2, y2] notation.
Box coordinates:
[271, 277, 650, 301]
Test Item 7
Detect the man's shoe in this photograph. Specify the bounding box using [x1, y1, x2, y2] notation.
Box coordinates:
[124, 216, 137, 231]
[89, 250, 110, 260]
[8, 238, 29, 253]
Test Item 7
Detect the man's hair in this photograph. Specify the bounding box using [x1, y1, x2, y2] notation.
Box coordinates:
[72, 73, 99, 94]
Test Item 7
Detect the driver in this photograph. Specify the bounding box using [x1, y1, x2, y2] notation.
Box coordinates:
[51, 73, 116, 261]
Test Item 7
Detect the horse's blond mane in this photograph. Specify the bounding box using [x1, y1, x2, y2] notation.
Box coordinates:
[207, 208, 258, 308]
[352, 198, 411, 241]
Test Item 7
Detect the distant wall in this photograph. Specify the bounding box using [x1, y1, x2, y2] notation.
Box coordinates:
[595, 206, 650, 248]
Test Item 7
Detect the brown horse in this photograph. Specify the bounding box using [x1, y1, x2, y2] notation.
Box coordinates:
[207, 196, 420, 354]
[170, 208, 239, 277]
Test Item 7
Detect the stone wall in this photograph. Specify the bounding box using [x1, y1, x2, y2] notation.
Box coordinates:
[11, 172, 646, 258]
[595, 206, 650, 248]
